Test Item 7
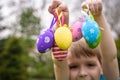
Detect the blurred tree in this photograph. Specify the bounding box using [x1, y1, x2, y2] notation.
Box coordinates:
[0, 0, 55, 80]
[20, 8, 42, 37]
[27, 53, 55, 79]
[19, 8, 55, 79]
[116, 38, 120, 71]
[0, 36, 55, 80]
[0, 36, 28, 80]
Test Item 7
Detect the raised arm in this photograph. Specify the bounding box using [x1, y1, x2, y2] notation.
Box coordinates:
[48, 0, 69, 80]
[81, 0, 119, 80]
[94, 12, 119, 80]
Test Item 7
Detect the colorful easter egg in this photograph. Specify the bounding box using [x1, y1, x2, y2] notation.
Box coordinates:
[54, 25, 72, 50]
[87, 31, 101, 48]
[71, 18, 83, 42]
[36, 29, 54, 53]
[82, 18, 101, 48]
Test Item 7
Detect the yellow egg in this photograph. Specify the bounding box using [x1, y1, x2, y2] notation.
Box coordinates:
[54, 26, 72, 50]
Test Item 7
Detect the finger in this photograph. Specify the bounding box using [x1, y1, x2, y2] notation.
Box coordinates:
[91, 0, 98, 15]
[88, 0, 95, 15]
[94, 0, 99, 15]
[48, 0, 62, 14]
[92, 0, 102, 16]
[52, 0, 61, 8]
[97, 0, 102, 11]
[57, 3, 68, 14]
[48, 5, 54, 14]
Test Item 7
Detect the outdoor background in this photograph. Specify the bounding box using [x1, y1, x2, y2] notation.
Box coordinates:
[0, 0, 120, 80]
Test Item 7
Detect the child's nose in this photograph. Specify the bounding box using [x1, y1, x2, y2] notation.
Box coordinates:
[78, 67, 87, 77]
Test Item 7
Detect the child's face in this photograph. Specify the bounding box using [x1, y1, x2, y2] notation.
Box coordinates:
[67, 52, 102, 80]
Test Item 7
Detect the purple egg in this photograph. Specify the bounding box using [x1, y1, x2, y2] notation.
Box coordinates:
[36, 29, 54, 53]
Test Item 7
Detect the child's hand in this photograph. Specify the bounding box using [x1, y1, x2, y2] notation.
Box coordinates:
[81, 0, 103, 17]
[52, 44, 68, 61]
[48, 0, 69, 25]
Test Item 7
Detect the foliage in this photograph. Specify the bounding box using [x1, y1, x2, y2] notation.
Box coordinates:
[0, 36, 28, 80]
[0, 5, 56, 79]
[19, 8, 55, 79]
[116, 38, 120, 71]
[20, 8, 41, 36]
[27, 53, 55, 79]
[0, 36, 55, 80]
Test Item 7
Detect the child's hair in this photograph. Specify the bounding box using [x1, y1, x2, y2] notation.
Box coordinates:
[68, 38, 102, 65]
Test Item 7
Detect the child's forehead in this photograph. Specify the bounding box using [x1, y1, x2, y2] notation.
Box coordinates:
[67, 54, 100, 65]
[68, 51, 97, 59]
[68, 49, 98, 58]
[68, 38, 102, 64]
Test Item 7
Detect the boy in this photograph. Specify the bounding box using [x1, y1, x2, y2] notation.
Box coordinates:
[48, 0, 119, 80]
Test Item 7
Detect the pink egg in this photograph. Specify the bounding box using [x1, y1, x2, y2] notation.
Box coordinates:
[71, 18, 83, 42]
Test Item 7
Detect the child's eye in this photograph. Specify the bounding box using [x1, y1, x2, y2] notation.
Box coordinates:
[87, 63, 96, 68]
[69, 65, 78, 69]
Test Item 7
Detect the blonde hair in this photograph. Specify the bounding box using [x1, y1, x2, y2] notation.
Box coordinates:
[68, 38, 102, 65]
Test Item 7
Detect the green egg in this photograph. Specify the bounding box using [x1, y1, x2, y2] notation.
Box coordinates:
[87, 31, 102, 48]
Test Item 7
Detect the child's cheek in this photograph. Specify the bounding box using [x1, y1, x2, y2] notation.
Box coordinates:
[70, 69, 79, 79]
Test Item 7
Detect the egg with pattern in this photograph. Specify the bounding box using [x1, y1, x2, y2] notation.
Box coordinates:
[36, 29, 54, 53]
[71, 19, 83, 42]
[82, 18, 101, 48]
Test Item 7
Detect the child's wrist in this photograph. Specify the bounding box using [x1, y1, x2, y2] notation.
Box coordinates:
[94, 12, 104, 20]
[52, 53, 68, 67]
[52, 50, 68, 61]
[52, 44, 68, 61]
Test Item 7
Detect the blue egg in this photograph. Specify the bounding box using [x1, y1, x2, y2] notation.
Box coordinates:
[82, 18, 101, 48]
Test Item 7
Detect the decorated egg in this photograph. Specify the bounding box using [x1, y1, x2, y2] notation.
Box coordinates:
[36, 29, 54, 53]
[87, 31, 101, 48]
[82, 18, 101, 48]
[54, 25, 72, 50]
[71, 18, 83, 42]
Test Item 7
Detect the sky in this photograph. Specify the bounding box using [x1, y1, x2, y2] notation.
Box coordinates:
[0, 0, 84, 27]
[0, 0, 43, 39]
[0, 0, 81, 39]
[0, 0, 118, 39]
